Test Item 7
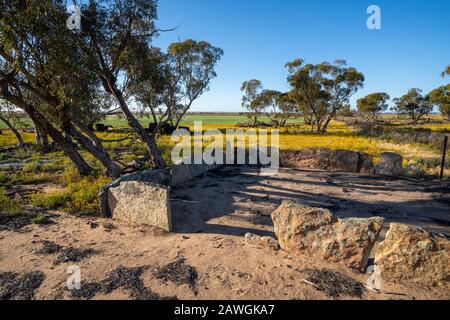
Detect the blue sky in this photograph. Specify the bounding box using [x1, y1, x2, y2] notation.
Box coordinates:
[153, 0, 450, 112]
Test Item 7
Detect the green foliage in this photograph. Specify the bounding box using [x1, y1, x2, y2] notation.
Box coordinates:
[286, 58, 365, 132]
[0, 187, 21, 215]
[30, 176, 111, 215]
[59, 167, 83, 186]
[30, 191, 71, 210]
[337, 105, 356, 117]
[23, 160, 41, 173]
[0, 171, 9, 184]
[65, 176, 111, 215]
[357, 92, 390, 121]
[427, 84, 450, 119]
[393, 88, 433, 122]
[9, 171, 56, 185]
[241, 80, 264, 125]
[31, 213, 49, 225]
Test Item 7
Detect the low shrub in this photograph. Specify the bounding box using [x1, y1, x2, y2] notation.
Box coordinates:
[30, 190, 71, 210]
[31, 213, 50, 225]
[30, 176, 111, 215]
[65, 176, 111, 215]
[0, 187, 21, 215]
[0, 171, 9, 184]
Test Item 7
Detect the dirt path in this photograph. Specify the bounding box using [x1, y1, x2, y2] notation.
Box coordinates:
[0, 167, 449, 300]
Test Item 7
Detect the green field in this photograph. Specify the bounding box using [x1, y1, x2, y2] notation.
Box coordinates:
[0, 114, 300, 130]
[102, 114, 254, 127]
[100, 114, 302, 128]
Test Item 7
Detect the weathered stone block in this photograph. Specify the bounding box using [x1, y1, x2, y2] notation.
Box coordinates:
[376, 152, 403, 176]
[271, 200, 384, 271]
[99, 169, 170, 218]
[280, 148, 375, 174]
[375, 223, 450, 288]
[108, 181, 172, 231]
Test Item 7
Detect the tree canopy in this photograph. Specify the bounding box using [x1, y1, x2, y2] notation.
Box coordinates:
[357, 92, 390, 121]
[0, 0, 222, 176]
[393, 88, 433, 122]
[428, 84, 450, 119]
[241, 79, 264, 126]
[286, 59, 364, 132]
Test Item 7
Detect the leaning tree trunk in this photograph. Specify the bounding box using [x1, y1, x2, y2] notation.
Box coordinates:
[0, 115, 24, 147]
[15, 101, 93, 176]
[104, 77, 166, 169]
[63, 120, 122, 178]
[32, 119, 51, 152]
[26, 113, 93, 176]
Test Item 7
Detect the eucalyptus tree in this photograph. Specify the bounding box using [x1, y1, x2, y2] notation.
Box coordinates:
[393, 88, 432, 122]
[0, 68, 94, 176]
[257, 90, 278, 125]
[80, 0, 170, 168]
[277, 93, 298, 126]
[428, 85, 450, 119]
[241, 79, 264, 126]
[286, 59, 365, 132]
[427, 66, 450, 119]
[357, 92, 390, 122]
[165, 39, 223, 128]
[0, 0, 121, 177]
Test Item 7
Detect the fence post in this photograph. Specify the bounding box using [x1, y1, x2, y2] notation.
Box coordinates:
[440, 136, 448, 180]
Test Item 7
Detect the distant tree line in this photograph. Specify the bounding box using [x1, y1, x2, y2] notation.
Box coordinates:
[242, 63, 450, 130]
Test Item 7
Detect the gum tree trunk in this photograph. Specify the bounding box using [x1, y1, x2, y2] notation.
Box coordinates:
[104, 76, 166, 169]
[4, 97, 93, 176]
[63, 121, 122, 178]
[33, 119, 50, 152]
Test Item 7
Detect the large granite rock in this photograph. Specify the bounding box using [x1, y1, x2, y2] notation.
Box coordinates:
[99, 169, 170, 218]
[376, 152, 403, 176]
[108, 181, 172, 231]
[99, 169, 172, 231]
[280, 148, 375, 174]
[271, 201, 384, 270]
[375, 223, 450, 288]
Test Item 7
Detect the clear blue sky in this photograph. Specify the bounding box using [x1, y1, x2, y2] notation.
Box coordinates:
[153, 0, 450, 112]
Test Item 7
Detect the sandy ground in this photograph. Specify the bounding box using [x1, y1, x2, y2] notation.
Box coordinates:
[0, 166, 449, 300]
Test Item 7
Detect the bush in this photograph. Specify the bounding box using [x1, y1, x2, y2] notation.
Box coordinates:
[32, 213, 50, 225]
[23, 160, 41, 173]
[30, 190, 71, 210]
[60, 166, 82, 186]
[65, 176, 111, 215]
[30, 176, 111, 215]
[0, 187, 21, 215]
[0, 171, 9, 184]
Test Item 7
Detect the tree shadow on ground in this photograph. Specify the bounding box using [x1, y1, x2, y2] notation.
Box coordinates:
[170, 166, 450, 238]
